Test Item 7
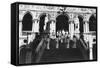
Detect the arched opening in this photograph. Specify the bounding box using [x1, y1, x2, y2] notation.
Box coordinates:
[78, 16, 84, 33]
[39, 14, 47, 34]
[45, 20, 52, 34]
[89, 15, 96, 31]
[22, 12, 33, 31]
[56, 15, 69, 32]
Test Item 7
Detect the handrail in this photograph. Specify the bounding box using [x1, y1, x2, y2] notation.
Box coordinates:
[35, 39, 47, 63]
[79, 38, 88, 50]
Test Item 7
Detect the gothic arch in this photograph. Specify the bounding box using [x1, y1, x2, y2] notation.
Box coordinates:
[38, 13, 51, 20]
[78, 15, 84, 33]
[55, 13, 70, 21]
[22, 11, 33, 31]
[78, 14, 84, 20]
[22, 11, 33, 19]
[89, 14, 96, 31]
[56, 14, 69, 32]
[39, 13, 48, 34]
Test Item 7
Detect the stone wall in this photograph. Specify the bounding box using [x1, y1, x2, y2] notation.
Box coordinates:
[19, 4, 96, 48]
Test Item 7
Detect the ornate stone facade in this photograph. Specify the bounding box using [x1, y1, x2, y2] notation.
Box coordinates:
[19, 4, 96, 60]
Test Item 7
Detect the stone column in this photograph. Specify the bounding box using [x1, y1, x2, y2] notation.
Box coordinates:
[19, 21, 22, 37]
[47, 38, 50, 50]
[32, 20, 35, 33]
[88, 35, 93, 60]
[69, 17, 74, 40]
[50, 20, 56, 39]
[33, 19, 39, 33]
[83, 20, 89, 33]
[83, 14, 91, 33]
[83, 14, 94, 60]
[19, 21, 23, 50]
[83, 15, 90, 43]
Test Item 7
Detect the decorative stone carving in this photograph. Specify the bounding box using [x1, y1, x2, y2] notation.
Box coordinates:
[19, 4, 96, 51]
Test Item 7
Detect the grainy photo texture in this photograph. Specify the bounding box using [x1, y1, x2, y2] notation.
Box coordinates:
[17, 3, 97, 64]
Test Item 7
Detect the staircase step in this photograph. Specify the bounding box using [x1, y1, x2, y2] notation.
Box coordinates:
[40, 48, 84, 63]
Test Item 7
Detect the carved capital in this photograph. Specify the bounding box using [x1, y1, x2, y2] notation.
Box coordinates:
[83, 14, 91, 22]
[69, 13, 75, 19]
[33, 19, 40, 23]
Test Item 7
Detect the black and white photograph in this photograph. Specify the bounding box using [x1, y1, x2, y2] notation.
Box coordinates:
[0, 0, 100, 67]
[11, 2, 97, 65]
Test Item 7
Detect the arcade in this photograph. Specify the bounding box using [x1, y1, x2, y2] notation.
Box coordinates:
[19, 4, 96, 64]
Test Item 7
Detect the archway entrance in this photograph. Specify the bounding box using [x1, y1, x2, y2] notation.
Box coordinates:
[22, 12, 33, 31]
[78, 16, 84, 33]
[89, 15, 96, 31]
[39, 14, 46, 34]
[56, 15, 69, 32]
